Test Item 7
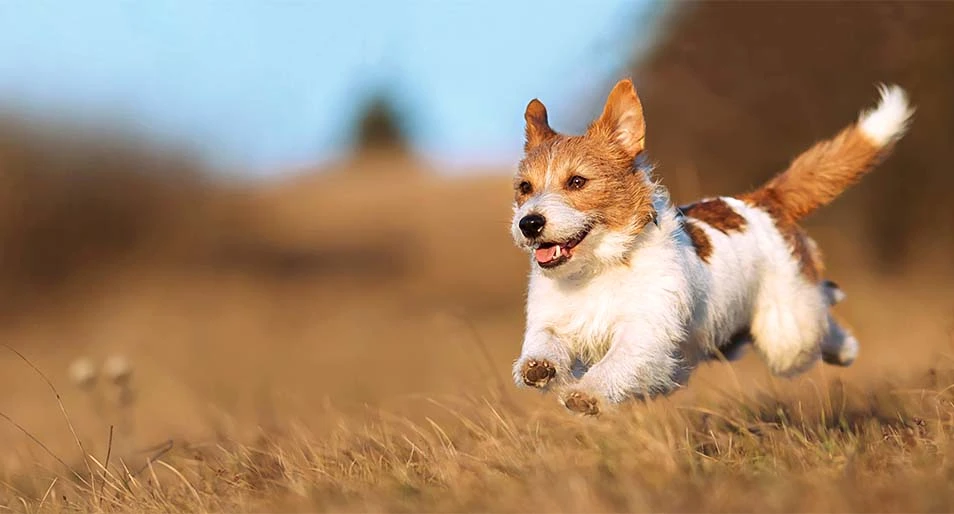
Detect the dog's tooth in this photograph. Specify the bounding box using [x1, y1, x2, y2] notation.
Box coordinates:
[554, 245, 562, 258]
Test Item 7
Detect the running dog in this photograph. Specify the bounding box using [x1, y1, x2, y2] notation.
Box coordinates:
[510, 79, 913, 415]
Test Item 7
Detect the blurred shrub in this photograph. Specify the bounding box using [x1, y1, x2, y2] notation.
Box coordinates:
[0, 110, 419, 316]
[0, 114, 209, 309]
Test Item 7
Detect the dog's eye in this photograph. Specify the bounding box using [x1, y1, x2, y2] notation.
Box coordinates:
[567, 175, 588, 190]
[517, 181, 533, 195]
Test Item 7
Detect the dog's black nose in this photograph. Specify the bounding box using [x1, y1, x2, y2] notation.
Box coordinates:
[519, 214, 546, 238]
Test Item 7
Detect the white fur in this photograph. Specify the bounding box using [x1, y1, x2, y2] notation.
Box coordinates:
[858, 84, 914, 147]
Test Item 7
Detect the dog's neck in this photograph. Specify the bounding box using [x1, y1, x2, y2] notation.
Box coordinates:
[618, 188, 682, 267]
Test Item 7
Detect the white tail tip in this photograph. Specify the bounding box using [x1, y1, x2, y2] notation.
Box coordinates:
[858, 84, 915, 147]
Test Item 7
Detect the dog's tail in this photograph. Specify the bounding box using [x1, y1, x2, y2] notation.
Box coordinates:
[744, 84, 914, 221]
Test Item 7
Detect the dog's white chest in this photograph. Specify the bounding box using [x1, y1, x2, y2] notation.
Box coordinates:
[528, 267, 648, 364]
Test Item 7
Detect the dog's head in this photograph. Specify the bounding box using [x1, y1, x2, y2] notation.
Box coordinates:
[511, 79, 658, 277]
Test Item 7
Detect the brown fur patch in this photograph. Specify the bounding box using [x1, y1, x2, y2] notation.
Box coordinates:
[681, 219, 713, 263]
[680, 198, 747, 234]
[740, 190, 823, 281]
[792, 227, 824, 282]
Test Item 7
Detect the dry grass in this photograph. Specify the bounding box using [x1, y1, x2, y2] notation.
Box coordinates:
[0, 126, 953, 512]
[7, 353, 954, 513]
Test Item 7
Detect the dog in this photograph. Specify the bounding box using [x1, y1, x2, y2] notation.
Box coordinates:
[509, 79, 913, 416]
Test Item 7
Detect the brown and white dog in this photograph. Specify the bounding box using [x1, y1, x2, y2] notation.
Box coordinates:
[510, 79, 913, 416]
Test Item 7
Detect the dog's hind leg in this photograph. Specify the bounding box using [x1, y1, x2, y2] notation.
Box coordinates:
[818, 279, 858, 366]
[820, 313, 859, 366]
[749, 277, 827, 377]
[709, 281, 844, 366]
[822, 279, 846, 306]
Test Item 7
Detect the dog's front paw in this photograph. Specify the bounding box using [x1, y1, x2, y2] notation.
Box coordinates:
[560, 390, 601, 416]
[520, 359, 557, 388]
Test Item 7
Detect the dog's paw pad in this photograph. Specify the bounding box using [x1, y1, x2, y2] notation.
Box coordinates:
[521, 359, 556, 388]
[562, 391, 600, 416]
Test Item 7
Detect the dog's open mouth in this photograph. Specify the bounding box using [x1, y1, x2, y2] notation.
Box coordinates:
[534, 229, 590, 268]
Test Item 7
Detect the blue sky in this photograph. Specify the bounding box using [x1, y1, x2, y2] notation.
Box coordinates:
[0, 0, 663, 175]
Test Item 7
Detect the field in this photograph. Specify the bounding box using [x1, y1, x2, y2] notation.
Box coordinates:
[3, 3, 952, 511]
[0, 131, 953, 512]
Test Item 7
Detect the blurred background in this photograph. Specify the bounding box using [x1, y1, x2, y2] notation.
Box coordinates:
[0, 0, 952, 475]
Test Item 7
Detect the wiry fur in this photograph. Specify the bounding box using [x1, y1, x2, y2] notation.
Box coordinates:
[510, 80, 913, 415]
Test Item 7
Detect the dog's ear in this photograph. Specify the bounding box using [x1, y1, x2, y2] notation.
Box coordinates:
[591, 79, 645, 158]
[524, 99, 557, 152]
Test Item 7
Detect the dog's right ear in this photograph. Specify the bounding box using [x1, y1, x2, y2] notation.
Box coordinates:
[591, 79, 645, 158]
[524, 99, 557, 152]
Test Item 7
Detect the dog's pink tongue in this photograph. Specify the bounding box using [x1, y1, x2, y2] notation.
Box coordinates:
[535, 246, 558, 263]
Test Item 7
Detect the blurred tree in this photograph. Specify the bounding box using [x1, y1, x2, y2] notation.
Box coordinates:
[351, 90, 413, 159]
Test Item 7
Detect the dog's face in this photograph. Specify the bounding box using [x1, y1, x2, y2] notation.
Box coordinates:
[511, 79, 657, 276]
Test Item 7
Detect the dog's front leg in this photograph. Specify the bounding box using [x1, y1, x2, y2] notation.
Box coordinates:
[560, 321, 689, 416]
[512, 326, 571, 391]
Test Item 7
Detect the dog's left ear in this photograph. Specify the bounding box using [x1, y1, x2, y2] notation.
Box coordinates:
[591, 79, 645, 158]
[524, 99, 557, 152]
